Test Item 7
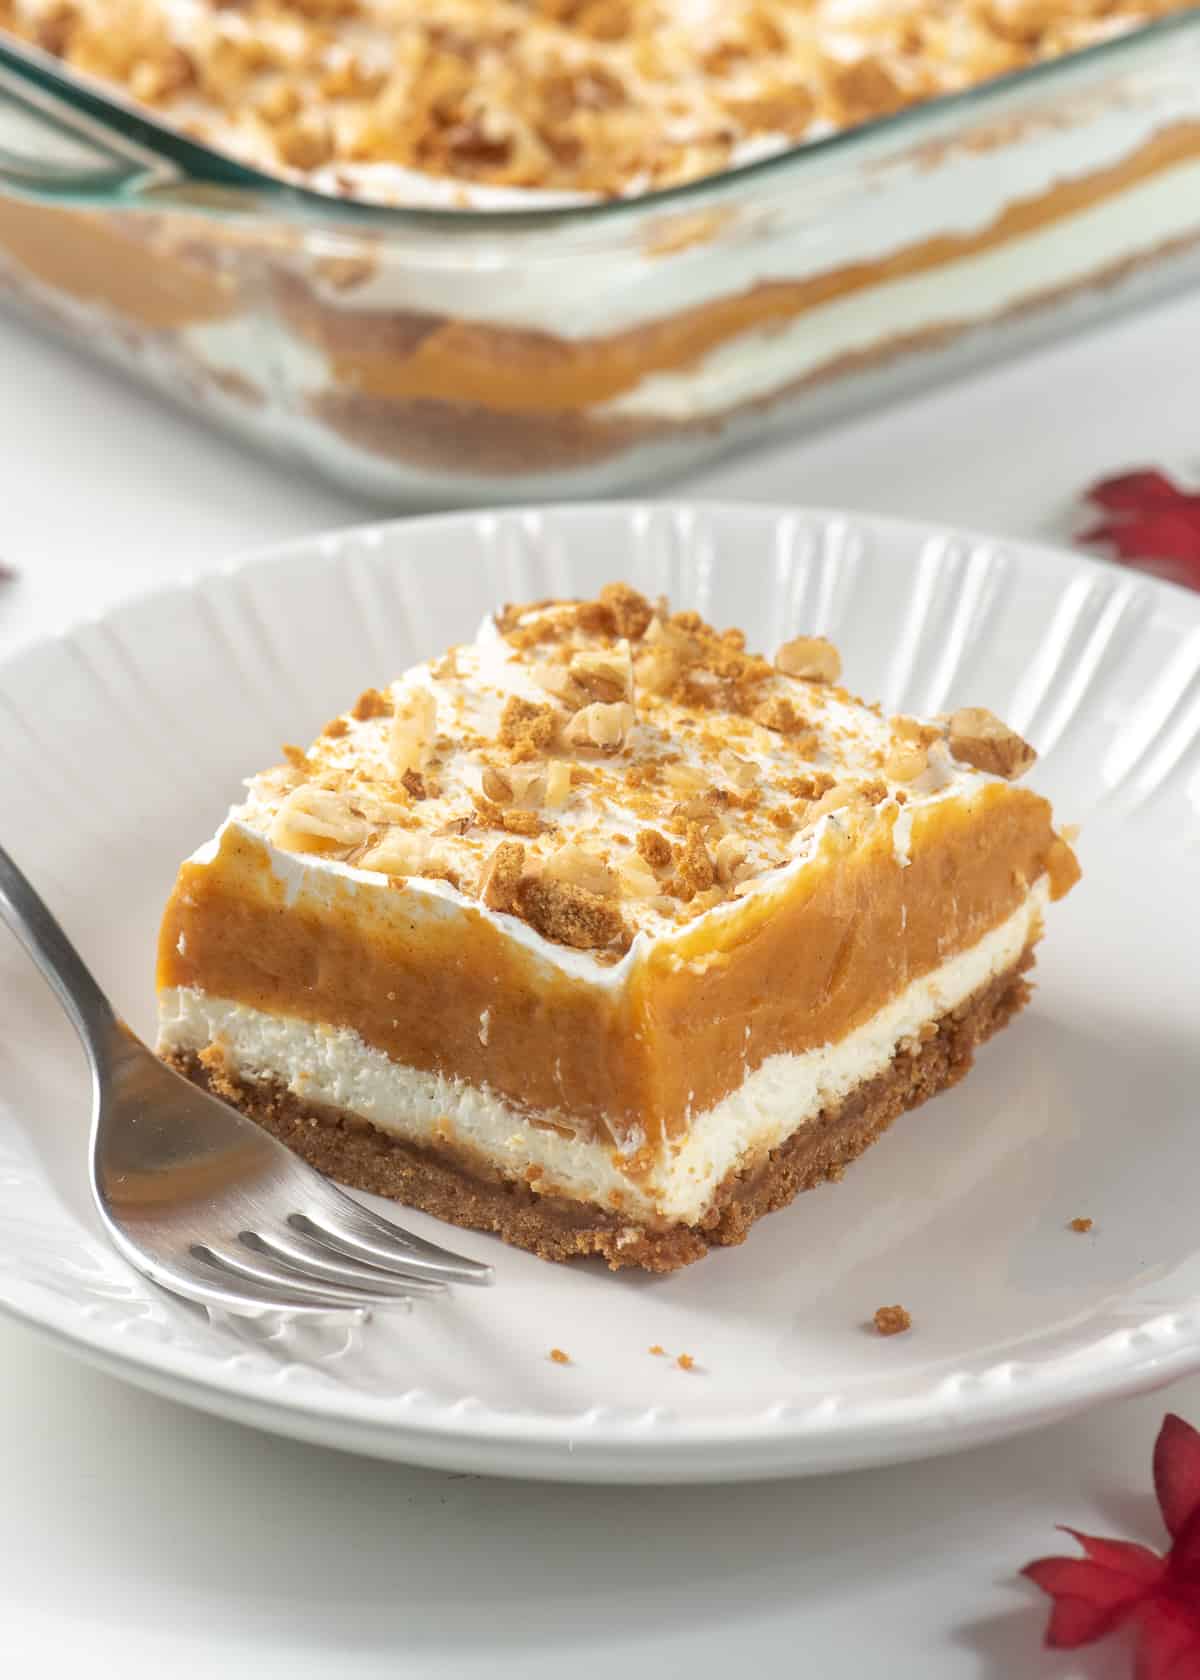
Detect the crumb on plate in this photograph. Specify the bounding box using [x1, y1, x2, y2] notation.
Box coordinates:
[1069, 1217, 1094, 1233]
[676, 1352, 696, 1371]
[549, 1347, 570, 1365]
[872, 1304, 912, 1337]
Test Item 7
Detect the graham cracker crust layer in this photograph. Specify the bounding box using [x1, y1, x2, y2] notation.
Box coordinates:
[165, 946, 1034, 1273]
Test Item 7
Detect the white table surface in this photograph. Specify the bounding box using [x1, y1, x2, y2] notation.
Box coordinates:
[1, 291, 1197, 1679]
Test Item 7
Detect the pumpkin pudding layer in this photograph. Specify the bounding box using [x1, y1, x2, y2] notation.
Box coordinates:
[155, 583, 1080, 1270]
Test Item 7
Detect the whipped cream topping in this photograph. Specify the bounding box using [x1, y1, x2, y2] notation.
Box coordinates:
[230, 586, 993, 950]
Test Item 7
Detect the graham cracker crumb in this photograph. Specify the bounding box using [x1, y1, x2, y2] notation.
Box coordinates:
[351, 686, 392, 721]
[649, 1344, 666, 1357]
[676, 1353, 696, 1371]
[599, 583, 655, 641]
[753, 694, 808, 735]
[1069, 1216, 1094, 1233]
[499, 695, 557, 754]
[500, 809, 543, 836]
[637, 827, 673, 869]
[478, 840, 525, 911]
[515, 872, 629, 951]
[872, 1304, 912, 1336]
[675, 822, 716, 895]
[549, 1348, 571, 1365]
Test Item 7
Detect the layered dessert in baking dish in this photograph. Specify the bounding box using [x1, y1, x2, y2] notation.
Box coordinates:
[2, 1, 1199, 496]
[156, 583, 1080, 1270]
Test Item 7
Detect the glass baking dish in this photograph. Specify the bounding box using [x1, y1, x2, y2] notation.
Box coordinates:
[1, 12, 1200, 507]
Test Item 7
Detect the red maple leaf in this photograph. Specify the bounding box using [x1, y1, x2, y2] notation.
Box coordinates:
[1077, 470, 1200, 590]
[1023, 1413, 1200, 1678]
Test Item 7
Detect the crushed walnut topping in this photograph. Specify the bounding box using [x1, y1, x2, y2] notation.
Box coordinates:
[775, 635, 841, 684]
[233, 581, 1049, 953]
[6, 0, 1187, 204]
[947, 707, 1037, 780]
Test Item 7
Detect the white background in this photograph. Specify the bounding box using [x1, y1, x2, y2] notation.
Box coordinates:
[2, 290, 1197, 1677]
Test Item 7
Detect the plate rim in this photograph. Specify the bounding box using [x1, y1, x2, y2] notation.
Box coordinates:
[2, 499, 1198, 1483]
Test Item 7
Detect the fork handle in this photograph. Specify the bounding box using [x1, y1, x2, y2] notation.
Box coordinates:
[0, 843, 120, 1069]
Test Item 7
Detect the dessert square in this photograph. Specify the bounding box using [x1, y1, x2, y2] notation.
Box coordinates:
[156, 582, 1079, 1271]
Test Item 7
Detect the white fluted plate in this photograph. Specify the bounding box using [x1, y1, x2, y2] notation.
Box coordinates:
[1, 503, 1197, 1483]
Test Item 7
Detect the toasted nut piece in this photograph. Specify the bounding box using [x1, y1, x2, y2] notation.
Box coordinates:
[508, 764, 551, 806]
[894, 716, 942, 747]
[481, 766, 514, 804]
[714, 833, 750, 884]
[543, 843, 618, 898]
[775, 635, 841, 683]
[255, 79, 301, 124]
[275, 113, 333, 170]
[389, 685, 436, 777]
[636, 616, 695, 696]
[543, 760, 572, 809]
[718, 750, 758, 790]
[358, 796, 413, 828]
[570, 639, 635, 704]
[636, 645, 682, 697]
[270, 787, 368, 855]
[360, 829, 430, 876]
[947, 707, 1036, 779]
[478, 840, 525, 911]
[531, 663, 585, 708]
[563, 701, 636, 752]
[663, 760, 709, 792]
[673, 795, 723, 833]
[618, 854, 661, 900]
[809, 783, 857, 821]
[884, 743, 928, 782]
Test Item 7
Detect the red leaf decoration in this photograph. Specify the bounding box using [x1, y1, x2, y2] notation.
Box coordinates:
[1135, 1602, 1200, 1680]
[1088, 471, 1200, 513]
[1078, 469, 1200, 591]
[1066, 1530, 1167, 1586]
[1023, 1415, 1200, 1678]
[1156, 1416, 1200, 1542]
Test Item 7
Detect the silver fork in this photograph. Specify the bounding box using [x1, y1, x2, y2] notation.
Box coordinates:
[0, 845, 492, 1318]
